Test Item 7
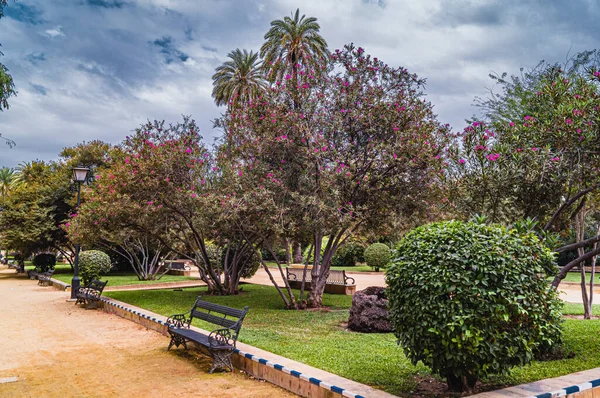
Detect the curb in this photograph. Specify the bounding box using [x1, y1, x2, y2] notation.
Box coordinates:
[527, 378, 600, 398]
[98, 297, 382, 398]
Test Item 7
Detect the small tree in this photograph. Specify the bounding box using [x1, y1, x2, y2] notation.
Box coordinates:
[364, 243, 390, 271]
[387, 220, 563, 392]
[32, 253, 56, 272]
[79, 250, 111, 285]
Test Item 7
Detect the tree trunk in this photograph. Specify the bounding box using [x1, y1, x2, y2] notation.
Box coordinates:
[446, 373, 477, 393]
[575, 209, 591, 319]
[293, 241, 302, 263]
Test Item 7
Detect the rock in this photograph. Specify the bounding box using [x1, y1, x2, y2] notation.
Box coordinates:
[348, 286, 393, 333]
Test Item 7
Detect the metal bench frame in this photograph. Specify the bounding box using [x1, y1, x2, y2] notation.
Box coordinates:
[286, 268, 355, 286]
[75, 279, 108, 308]
[167, 297, 249, 373]
[37, 269, 55, 286]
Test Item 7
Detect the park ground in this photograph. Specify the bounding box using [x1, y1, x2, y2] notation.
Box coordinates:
[0, 270, 294, 398]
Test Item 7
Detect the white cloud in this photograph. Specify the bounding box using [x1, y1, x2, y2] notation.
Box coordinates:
[44, 25, 65, 38]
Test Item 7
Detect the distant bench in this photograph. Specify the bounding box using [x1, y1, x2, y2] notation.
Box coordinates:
[286, 268, 356, 295]
[164, 260, 192, 276]
[167, 297, 249, 373]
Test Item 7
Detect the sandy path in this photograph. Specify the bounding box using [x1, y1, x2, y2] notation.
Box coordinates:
[0, 270, 295, 398]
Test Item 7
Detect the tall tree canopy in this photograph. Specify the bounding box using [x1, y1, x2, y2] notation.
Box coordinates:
[212, 49, 268, 108]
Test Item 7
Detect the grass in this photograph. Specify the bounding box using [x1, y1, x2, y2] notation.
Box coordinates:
[105, 284, 600, 396]
[26, 264, 198, 287]
[264, 261, 377, 273]
[556, 272, 600, 283]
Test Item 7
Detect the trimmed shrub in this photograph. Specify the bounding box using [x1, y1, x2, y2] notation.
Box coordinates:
[364, 243, 391, 271]
[79, 250, 112, 285]
[331, 242, 364, 267]
[387, 220, 563, 392]
[32, 253, 57, 272]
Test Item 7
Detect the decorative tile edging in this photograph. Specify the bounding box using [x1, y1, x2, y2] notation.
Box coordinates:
[99, 297, 369, 398]
[527, 378, 600, 398]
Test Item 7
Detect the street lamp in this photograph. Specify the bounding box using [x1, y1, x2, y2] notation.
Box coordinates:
[70, 166, 89, 299]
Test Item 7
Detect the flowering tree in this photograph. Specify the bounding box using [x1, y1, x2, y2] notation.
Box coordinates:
[219, 44, 451, 307]
[67, 118, 259, 293]
[446, 54, 600, 317]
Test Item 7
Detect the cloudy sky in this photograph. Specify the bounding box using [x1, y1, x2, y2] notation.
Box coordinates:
[0, 0, 598, 167]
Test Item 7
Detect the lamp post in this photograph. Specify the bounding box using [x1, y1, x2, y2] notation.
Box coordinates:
[70, 166, 89, 299]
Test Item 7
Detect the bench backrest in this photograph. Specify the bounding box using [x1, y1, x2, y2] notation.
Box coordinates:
[286, 268, 353, 285]
[190, 297, 248, 334]
[87, 279, 108, 292]
[168, 261, 187, 270]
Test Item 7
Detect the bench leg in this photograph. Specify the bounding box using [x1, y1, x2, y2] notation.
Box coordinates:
[209, 350, 234, 373]
[167, 333, 187, 351]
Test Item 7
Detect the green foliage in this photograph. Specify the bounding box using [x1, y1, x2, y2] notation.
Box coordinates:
[79, 250, 111, 285]
[32, 253, 56, 272]
[331, 241, 364, 267]
[387, 220, 563, 391]
[221, 243, 261, 279]
[364, 243, 391, 270]
[212, 49, 267, 107]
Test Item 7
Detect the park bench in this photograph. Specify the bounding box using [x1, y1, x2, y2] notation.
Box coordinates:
[286, 268, 356, 295]
[166, 297, 249, 373]
[37, 269, 55, 286]
[7, 262, 20, 272]
[167, 261, 191, 271]
[75, 279, 108, 308]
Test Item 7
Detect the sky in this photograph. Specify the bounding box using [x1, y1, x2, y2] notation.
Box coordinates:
[0, 0, 599, 167]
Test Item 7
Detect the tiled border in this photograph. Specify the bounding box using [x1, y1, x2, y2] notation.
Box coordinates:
[99, 298, 368, 398]
[527, 379, 600, 398]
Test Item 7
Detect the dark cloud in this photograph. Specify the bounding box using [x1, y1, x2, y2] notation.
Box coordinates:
[202, 45, 218, 53]
[152, 36, 190, 64]
[4, 2, 44, 25]
[26, 52, 46, 63]
[30, 83, 48, 95]
[84, 0, 128, 9]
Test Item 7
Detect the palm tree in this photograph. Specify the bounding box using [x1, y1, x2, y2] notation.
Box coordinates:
[13, 160, 46, 187]
[212, 49, 268, 108]
[0, 166, 13, 197]
[260, 8, 330, 83]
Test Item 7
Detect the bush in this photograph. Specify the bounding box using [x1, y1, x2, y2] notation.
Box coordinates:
[364, 243, 391, 271]
[331, 242, 364, 267]
[221, 244, 261, 279]
[32, 253, 57, 272]
[386, 220, 563, 392]
[79, 250, 112, 285]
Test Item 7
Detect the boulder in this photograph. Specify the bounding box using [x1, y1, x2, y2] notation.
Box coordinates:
[348, 286, 393, 333]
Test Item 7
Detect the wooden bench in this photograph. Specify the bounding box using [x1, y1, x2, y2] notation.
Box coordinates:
[166, 297, 249, 373]
[37, 269, 55, 286]
[75, 279, 108, 308]
[286, 268, 356, 295]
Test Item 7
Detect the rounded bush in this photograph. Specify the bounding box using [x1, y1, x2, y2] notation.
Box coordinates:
[387, 221, 563, 392]
[221, 244, 261, 280]
[79, 250, 111, 285]
[32, 253, 57, 272]
[332, 242, 364, 267]
[364, 243, 391, 270]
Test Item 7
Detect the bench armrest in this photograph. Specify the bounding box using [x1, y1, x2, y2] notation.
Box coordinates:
[167, 312, 191, 329]
[344, 275, 355, 285]
[208, 328, 236, 349]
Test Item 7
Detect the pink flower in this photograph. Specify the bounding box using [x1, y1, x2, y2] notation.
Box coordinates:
[531, 147, 539, 151]
[458, 159, 466, 164]
[565, 118, 573, 125]
[186, 148, 192, 153]
[551, 157, 560, 162]
[486, 153, 500, 162]
[191, 193, 197, 198]
[285, 74, 292, 80]
[393, 153, 397, 159]
[238, 171, 243, 176]
[509, 122, 515, 127]
[147, 201, 154, 205]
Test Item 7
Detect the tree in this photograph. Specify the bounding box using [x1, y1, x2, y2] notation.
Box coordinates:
[446, 51, 600, 318]
[219, 44, 451, 307]
[212, 49, 268, 108]
[260, 8, 330, 84]
[0, 0, 16, 112]
[0, 166, 14, 197]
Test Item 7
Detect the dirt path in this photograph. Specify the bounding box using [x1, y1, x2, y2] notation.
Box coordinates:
[0, 270, 295, 398]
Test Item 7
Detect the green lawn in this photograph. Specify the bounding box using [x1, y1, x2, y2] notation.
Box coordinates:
[105, 284, 600, 396]
[51, 271, 198, 287]
[264, 261, 378, 273]
[556, 272, 600, 283]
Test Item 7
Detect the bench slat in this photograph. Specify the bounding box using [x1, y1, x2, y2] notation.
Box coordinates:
[191, 310, 238, 329]
[286, 268, 353, 285]
[194, 299, 246, 318]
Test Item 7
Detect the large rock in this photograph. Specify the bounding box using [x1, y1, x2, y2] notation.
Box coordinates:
[348, 286, 393, 333]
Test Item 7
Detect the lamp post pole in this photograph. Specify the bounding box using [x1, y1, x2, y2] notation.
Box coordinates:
[70, 166, 89, 299]
[70, 180, 82, 299]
